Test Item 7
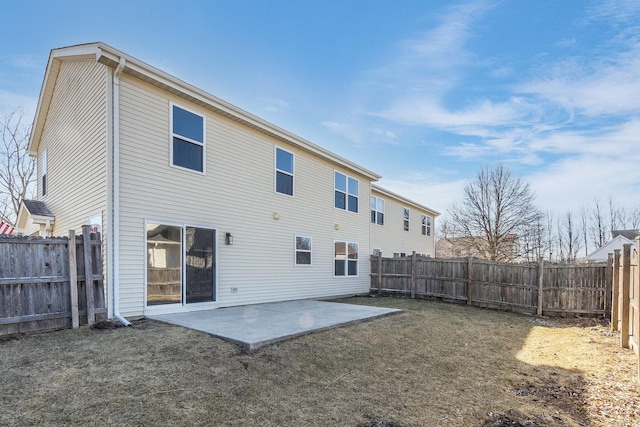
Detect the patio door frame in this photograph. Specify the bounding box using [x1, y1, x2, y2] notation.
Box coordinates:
[145, 220, 219, 315]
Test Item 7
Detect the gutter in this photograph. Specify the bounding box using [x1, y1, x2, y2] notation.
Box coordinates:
[112, 57, 131, 326]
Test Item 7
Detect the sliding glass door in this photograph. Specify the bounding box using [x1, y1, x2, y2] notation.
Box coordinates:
[185, 227, 216, 303]
[146, 223, 216, 306]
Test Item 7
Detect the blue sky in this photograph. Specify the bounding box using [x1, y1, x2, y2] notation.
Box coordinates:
[1, 0, 639, 217]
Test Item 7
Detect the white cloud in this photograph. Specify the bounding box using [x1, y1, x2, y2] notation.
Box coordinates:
[489, 66, 513, 79]
[364, 0, 494, 98]
[379, 96, 538, 129]
[322, 121, 362, 145]
[528, 154, 640, 213]
[584, 0, 640, 25]
[519, 47, 640, 117]
[262, 97, 289, 113]
[0, 90, 37, 119]
[377, 172, 468, 215]
[322, 120, 400, 146]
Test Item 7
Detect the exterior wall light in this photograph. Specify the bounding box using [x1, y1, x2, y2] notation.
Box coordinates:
[225, 232, 233, 245]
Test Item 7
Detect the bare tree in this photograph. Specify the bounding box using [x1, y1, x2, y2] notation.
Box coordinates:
[0, 107, 35, 223]
[630, 206, 640, 229]
[608, 196, 628, 232]
[590, 199, 607, 248]
[559, 210, 581, 263]
[520, 214, 546, 262]
[447, 164, 542, 261]
[580, 205, 589, 258]
[545, 211, 556, 262]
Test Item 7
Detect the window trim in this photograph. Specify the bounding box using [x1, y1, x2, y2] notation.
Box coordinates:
[370, 196, 384, 225]
[334, 171, 359, 213]
[333, 240, 359, 277]
[169, 103, 206, 175]
[294, 235, 312, 266]
[41, 149, 47, 197]
[421, 214, 432, 236]
[403, 207, 410, 231]
[275, 146, 295, 197]
[144, 220, 219, 315]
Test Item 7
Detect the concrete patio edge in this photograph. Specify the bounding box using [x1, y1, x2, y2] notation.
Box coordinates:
[148, 300, 402, 351]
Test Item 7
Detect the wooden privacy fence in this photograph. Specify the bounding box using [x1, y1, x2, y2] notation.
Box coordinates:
[0, 225, 106, 336]
[611, 239, 640, 381]
[370, 253, 610, 317]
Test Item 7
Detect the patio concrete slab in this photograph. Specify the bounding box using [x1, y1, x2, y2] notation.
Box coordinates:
[149, 300, 401, 350]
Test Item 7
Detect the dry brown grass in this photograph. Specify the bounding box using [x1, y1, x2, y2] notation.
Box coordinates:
[1, 297, 638, 426]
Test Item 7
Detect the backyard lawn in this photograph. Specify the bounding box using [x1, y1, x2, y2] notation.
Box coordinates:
[1, 297, 638, 426]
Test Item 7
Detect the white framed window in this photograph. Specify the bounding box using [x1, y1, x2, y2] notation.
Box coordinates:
[41, 149, 47, 197]
[370, 196, 384, 225]
[403, 208, 410, 231]
[422, 214, 431, 236]
[334, 171, 358, 213]
[275, 147, 294, 196]
[334, 241, 358, 276]
[171, 104, 205, 173]
[295, 235, 312, 265]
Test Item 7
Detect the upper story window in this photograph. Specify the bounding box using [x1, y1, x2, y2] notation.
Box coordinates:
[295, 235, 312, 265]
[41, 149, 47, 197]
[422, 214, 432, 236]
[171, 105, 205, 173]
[335, 172, 358, 213]
[275, 147, 294, 196]
[370, 196, 384, 225]
[403, 208, 410, 231]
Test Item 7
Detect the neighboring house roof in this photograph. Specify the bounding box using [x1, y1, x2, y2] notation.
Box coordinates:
[28, 42, 381, 182]
[611, 229, 640, 240]
[587, 234, 637, 262]
[15, 200, 55, 237]
[371, 184, 440, 217]
[22, 199, 55, 218]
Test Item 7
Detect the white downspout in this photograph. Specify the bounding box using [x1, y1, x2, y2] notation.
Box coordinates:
[113, 57, 131, 326]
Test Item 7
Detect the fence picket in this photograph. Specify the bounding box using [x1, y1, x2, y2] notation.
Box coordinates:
[370, 256, 608, 317]
[0, 229, 105, 336]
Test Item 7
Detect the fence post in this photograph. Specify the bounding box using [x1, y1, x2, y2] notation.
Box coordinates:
[613, 249, 621, 331]
[537, 258, 544, 316]
[377, 253, 383, 294]
[605, 253, 613, 319]
[68, 230, 79, 329]
[82, 225, 96, 326]
[634, 237, 640, 382]
[621, 244, 631, 349]
[466, 257, 473, 305]
[410, 251, 417, 299]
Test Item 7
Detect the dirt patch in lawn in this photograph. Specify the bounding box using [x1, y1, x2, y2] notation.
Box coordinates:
[1, 297, 638, 426]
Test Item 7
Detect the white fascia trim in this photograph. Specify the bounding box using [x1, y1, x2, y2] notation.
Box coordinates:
[372, 184, 441, 217]
[93, 42, 380, 182]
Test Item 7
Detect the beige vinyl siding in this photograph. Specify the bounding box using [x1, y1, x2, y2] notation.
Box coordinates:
[37, 60, 108, 237]
[117, 76, 371, 317]
[370, 187, 435, 257]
